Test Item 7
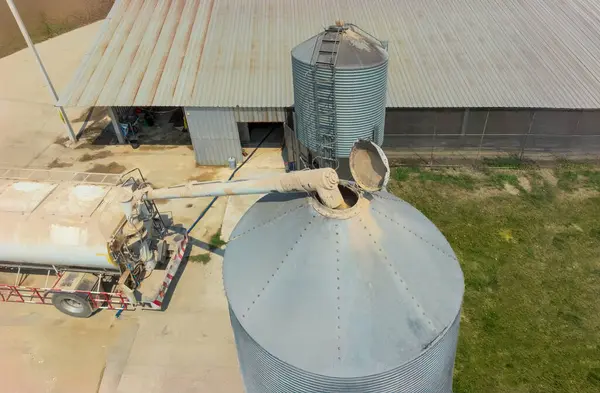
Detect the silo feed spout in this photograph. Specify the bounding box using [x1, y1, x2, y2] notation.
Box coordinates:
[144, 168, 345, 209]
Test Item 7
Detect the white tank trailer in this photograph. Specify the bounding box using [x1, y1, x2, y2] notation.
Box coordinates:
[0, 168, 188, 317]
[0, 167, 344, 317]
[0, 175, 140, 270]
[0, 169, 190, 271]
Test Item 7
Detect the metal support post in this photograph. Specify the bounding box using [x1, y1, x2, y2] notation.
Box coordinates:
[107, 107, 126, 144]
[6, 0, 77, 143]
[430, 113, 438, 166]
[238, 122, 250, 143]
[520, 111, 536, 160]
[477, 111, 490, 159]
[460, 109, 470, 136]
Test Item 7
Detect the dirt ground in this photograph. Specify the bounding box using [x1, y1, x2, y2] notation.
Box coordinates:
[0, 0, 113, 59]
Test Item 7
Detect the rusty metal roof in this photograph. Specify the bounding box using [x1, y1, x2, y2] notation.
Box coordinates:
[60, 0, 214, 107]
[60, 0, 600, 109]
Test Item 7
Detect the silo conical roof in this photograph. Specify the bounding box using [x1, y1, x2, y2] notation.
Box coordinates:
[291, 24, 388, 69]
[223, 187, 464, 378]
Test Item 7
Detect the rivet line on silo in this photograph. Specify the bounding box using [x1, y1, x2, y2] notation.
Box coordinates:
[229, 203, 307, 241]
[242, 218, 315, 317]
[371, 193, 398, 202]
[363, 212, 437, 333]
[371, 208, 458, 262]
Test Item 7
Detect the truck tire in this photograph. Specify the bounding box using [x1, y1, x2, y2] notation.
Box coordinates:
[51, 292, 94, 318]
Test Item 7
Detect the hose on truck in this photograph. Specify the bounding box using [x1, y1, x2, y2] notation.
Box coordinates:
[187, 125, 278, 234]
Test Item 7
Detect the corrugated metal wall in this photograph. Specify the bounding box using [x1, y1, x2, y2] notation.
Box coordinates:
[185, 107, 243, 165]
[233, 107, 286, 122]
[383, 109, 600, 163]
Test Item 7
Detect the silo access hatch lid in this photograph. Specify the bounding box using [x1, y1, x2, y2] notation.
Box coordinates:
[349, 140, 390, 191]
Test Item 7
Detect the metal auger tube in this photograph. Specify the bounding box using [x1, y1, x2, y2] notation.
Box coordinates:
[143, 168, 344, 209]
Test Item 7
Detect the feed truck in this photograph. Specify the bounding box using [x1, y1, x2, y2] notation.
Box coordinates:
[0, 157, 351, 318]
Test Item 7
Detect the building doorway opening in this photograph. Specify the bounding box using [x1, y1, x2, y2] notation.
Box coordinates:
[240, 122, 284, 147]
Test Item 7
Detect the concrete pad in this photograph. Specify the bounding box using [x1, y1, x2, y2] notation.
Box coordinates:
[0, 21, 102, 169]
[0, 22, 102, 105]
[221, 194, 263, 242]
[0, 305, 122, 393]
[97, 319, 140, 393]
[239, 147, 285, 170]
[221, 149, 285, 240]
[220, 169, 284, 242]
[113, 255, 243, 393]
[0, 101, 62, 167]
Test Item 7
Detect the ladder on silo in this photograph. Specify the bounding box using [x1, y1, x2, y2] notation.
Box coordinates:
[310, 26, 342, 169]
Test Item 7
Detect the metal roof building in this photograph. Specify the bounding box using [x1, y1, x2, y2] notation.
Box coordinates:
[60, 0, 600, 164]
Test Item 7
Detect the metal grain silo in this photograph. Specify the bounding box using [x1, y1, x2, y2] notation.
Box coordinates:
[292, 23, 389, 169]
[223, 142, 464, 393]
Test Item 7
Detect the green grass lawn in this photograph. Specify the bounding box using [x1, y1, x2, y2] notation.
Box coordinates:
[388, 165, 600, 393]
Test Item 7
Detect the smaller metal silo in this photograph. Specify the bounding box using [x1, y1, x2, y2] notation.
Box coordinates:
[224, 142, 464, 393]
[292, 23, 389, 170]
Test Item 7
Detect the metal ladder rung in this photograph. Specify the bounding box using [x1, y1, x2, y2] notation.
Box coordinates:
[310, 28, 342, 170]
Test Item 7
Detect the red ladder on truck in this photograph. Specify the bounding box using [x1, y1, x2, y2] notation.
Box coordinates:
[0, 266, 135, 310]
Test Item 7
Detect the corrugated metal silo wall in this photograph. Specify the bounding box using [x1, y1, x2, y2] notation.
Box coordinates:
[184, 107, 243, 165]
[230, 307, 460, 393]
[292, 59, 388, 157]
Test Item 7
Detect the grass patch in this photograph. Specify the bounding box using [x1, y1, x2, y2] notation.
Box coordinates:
[486, 172, 520, 190]
[581, 170, 600, 191]
[556, 170, 579, 191]
[209, 230, 227, 250]
[189, 253, 211, 265]
[483, 155, 531, 169]
[553, 165, 600, 192]
[392, 166, 420, 182]
[389, 170, 600, 393]
[524, 176, 555, 205]
[418, 170, 476, 190]
[555, 158, 593, 171]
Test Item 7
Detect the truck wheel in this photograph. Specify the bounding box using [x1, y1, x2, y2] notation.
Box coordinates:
[52, 293, 94, 318]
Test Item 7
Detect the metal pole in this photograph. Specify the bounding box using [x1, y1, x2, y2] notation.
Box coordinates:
[430, 113, 438, 167]
[476, 111, 490, 159]
[460, 109, 470, 136]
[107, 107, 126, 144]
[520, 111, 536, 160]
[6, 0, 77, 142]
